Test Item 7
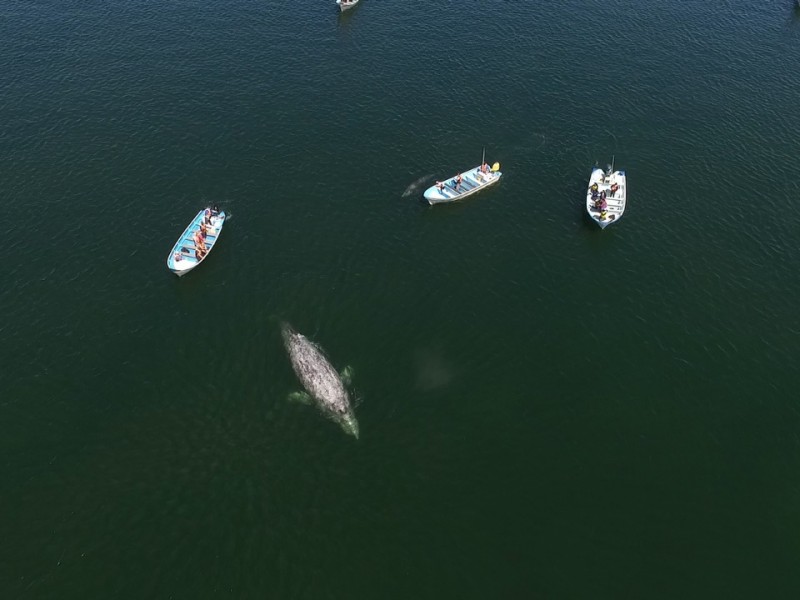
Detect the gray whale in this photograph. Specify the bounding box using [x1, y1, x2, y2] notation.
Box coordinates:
[281, 323, 359, 439]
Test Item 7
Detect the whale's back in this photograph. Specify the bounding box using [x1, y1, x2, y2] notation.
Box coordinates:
[282, 326, 350, 413]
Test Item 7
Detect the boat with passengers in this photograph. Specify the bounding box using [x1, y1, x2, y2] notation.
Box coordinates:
[166, 206, 226, 276]
[423, 154, 502, 206]
[586, 160, 626, 229]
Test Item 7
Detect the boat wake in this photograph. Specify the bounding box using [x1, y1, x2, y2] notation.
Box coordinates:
[402, 174, 434, 198]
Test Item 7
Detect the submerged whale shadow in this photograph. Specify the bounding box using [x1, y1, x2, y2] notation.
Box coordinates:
[414, 346, 456, 391]
[402, 174, 435, 198]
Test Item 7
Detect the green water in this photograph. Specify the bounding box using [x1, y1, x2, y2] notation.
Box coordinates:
[2, 1, 800, 597]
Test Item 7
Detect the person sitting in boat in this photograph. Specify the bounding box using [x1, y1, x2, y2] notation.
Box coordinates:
[199, 221, 210, 238]
[591, 183, 598, 193]
[600, 209, 608, 221]
[481, 162, 489, 174]
[610, 183, 620, 196]
[193, 230, 207, 254]
[435, 181, 445, 192]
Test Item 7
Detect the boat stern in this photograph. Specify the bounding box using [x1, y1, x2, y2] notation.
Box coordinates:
[167, 256, 196, 276]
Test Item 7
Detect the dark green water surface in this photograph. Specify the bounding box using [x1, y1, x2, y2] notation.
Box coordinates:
[2, 1, 800, 598]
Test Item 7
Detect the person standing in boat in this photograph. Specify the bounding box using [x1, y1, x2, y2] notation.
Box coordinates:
[203, 206, 221, 226]
[454, 173, 463, 192]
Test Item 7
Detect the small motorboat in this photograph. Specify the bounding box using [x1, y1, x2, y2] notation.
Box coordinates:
[586, 162, 626, 229]
[166, 207, 226, 276]
[423, 161, 502, 206]
[336, 0, 360, 11]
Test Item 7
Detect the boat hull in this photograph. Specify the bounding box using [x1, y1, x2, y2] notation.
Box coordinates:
[423, 165, 502, 205]
[166, 209, 226, 276]
[336, 0, 359, 11]
[586, 167, 626, 228]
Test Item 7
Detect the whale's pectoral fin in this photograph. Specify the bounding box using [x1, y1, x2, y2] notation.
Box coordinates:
[340, 365, 354, 386]
[288, 391, 312, 405]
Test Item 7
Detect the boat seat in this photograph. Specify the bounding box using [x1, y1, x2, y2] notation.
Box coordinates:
[458, 178, 477, 191]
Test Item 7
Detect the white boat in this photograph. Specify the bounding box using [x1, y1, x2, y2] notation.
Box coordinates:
[336, 0, 360, 11]
[586, 162, 626, 229]
[166, 207, 226, 276]
[423, 161, 502, 205]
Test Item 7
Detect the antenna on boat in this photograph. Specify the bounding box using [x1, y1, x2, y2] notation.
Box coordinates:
[481, 146, 485, 167]
[611, 155, 615, 174]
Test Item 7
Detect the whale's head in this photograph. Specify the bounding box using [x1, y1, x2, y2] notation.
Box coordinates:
[280, 322, 295, 344]
[340, 413, 360, 440]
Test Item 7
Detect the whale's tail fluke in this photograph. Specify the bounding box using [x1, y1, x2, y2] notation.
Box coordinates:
[341, 413, 360, 439]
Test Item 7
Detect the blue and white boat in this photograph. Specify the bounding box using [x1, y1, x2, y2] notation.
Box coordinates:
[423, 161, 502, 205]
[586, 161, 626, 229]
[336, 0, 360, 11]
[166, 208, 226, 276]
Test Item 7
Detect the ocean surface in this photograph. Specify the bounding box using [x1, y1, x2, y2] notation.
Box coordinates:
[2, 0, 800, 597]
